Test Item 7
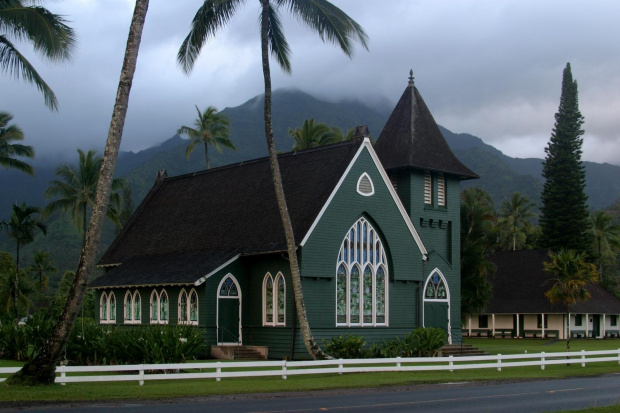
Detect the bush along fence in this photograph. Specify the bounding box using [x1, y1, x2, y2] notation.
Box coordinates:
[2, 349, 619, 386]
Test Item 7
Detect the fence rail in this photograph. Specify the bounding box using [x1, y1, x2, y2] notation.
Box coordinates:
[1, 349, 619, 386]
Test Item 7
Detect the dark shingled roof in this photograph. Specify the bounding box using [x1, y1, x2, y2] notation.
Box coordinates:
[486, 250, 620, 314]
[90, 249, 238, 288]
[97, 139, 363, 274]
[374, 73, 478, 180]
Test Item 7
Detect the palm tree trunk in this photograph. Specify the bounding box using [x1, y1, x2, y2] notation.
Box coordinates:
[259, 0, 328, 360]
[13, 241, 20, 323]
[7, 0, 150, 385]
[83, 203, 87, 246]
[204, 140, 210, 169]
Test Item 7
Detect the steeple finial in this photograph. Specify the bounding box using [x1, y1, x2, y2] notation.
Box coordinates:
[408, 69, 414, 86]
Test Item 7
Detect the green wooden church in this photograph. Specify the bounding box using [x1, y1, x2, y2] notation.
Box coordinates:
[90, 72, 477, 359]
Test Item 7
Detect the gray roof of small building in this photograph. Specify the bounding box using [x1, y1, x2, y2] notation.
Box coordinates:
[486, 250, 620, 314]
[91, 139, 363, 288]
[374, 73, 478, 180]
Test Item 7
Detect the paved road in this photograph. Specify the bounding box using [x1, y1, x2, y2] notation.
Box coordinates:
[3, 374, 620, 412]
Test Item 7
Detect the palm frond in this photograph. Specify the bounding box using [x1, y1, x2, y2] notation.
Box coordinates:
[177, 0, 245, 73]
[265, 4, 291, 73]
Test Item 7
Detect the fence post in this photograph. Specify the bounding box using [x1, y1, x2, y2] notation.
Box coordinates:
[282, 360, 287, 380]
[59, 366, 66, 386]
[397, 357, 401, 371]
[581, 350, 586, 368]
[449, 355, 453, 373]
[139, 365, 144, 386]
[497, 354, 502, 372]
[339, 359, 343, 375]
[541, 352, 545, 370]
[216, 362, 222, 382]
[618, 348, 620, 365]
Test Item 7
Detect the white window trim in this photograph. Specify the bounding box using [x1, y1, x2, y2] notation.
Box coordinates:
[356, 172, 375, 196]
[424, 171, 432, 205]
[124, 290, 141, 325]
[150, 289, 159, 324]
[178, 288, 199, 326]
[437, 174, 446, 207]
[100, 291, 117, 324]
[336, 217, 389, 327]
[263, 272, 286, 326]
[159, 289, 169, 325]
[422, 268, 452, 344]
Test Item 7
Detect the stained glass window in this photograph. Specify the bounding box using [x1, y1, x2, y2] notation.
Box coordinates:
[133, 291, 141, 321]
[336, 217, 388, 326]
[189, 290, 198, 322]
[263, 273, 286, 326]
[160, 290, 168, 322]
[150, 290, 158, 323]
[277, 274, 285, 324]
[265, 274, 274, 323]
[424, 271, 448, 301]
[220, 277, 238, 297]
[109, 293, 116, 321]
[179, 289, 188, 323]
[124, 291, 132, 322]
[100, 292, 108, 322]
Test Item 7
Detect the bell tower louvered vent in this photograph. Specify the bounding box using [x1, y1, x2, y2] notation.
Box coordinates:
[357, 172, 374, 196]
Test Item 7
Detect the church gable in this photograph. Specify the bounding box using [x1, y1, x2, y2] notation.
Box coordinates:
[300, 139, 427, 283]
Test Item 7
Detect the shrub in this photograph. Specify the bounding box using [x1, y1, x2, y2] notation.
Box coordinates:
[381, 328, 447, 358]
[324, 335, 365, 359]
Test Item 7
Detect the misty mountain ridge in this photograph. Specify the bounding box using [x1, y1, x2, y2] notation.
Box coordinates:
[2, 88, 620, 282]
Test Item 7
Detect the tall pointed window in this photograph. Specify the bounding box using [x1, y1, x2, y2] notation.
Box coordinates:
[100, 291, 116, 324]
[336, 217, 388, 326]
[424, 171, 432, 205]
[150, 290, 159, 323]
[179, 288, 198, 325]
[124, 290, 141, 324]
[150, 289, 168, 324]
[263, 272, 286, 326]
[437, 174, 446, 207]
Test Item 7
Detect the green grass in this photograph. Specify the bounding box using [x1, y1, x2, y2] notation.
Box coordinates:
[1, 339, 619, 403]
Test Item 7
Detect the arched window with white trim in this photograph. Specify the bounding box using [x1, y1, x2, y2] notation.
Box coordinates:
[150, 290, 159, 324]
[100, 292, 108, 323]
[124, 290, 141, 324]
[109, 292, 116, 322]
[178, 288, 198, 325]
[160, 290, 169, 324]
[263, 272, 286, 326]
[178, 289, 188, 324]
[336, 217, 388, 326]
[124, 291, 133, 323]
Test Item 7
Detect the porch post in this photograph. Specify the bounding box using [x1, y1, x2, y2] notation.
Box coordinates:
[586, 313, 589, 339]
[603, 314, 606, 338]
[565, 313, 569, 340]
[468, 315, 472, 337]
[492, 314, 496, 337]
[516, 313, 520, 338]
[542, 313, 545, 338]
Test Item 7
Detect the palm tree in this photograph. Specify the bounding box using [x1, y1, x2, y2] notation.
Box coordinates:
[497, 192, 537, 251]
[0, 267, 33, 317]
[332, 126, 356, 141]
[8, 0, 149, 385]
[43, 149, 124, 243]
[460, 187, 496, 317]
[178, 105, 235, 169]
[3, 202, 46, 322]
[544, 249, 598, 351]
[289, 118, 339, 151]
[27, 250, 57, 293]
[0, 0, 76, 110]
[178, 0, 368, 360]
[0, 111, 34, 175]
[589, 210, 620, 283]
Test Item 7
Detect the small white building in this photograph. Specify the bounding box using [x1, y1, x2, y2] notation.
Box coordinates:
[463, 250, 620, 339]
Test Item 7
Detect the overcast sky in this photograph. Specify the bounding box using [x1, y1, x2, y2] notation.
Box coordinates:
[2, 0, 620, 166]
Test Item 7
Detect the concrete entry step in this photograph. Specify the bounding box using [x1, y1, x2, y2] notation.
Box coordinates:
[211, 345, 268, 360]
[440, 344, 489, 357]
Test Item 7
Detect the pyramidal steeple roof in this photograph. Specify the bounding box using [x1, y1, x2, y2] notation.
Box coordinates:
[374, 70, 478, 180]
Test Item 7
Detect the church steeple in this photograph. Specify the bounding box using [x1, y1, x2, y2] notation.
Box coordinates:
[374, 71, 477, 180]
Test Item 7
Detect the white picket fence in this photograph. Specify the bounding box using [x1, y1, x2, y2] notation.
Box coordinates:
[1, 349, 619, 386]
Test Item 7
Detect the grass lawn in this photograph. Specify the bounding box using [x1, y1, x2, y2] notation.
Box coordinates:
[1, 338, 619, 403]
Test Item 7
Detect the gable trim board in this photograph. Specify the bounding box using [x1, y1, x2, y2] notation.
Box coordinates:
[195, 254, 241, 286]
[299, 138, 428, 259]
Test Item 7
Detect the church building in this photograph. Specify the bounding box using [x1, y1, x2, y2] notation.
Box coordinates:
[90, 72, 477, 359]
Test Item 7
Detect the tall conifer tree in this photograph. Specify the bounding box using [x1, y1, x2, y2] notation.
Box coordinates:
[540, 63, 590, 252]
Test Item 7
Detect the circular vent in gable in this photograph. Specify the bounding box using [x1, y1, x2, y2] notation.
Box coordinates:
[357, 172, 374, 196]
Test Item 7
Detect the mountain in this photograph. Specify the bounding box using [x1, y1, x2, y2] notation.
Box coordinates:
[2, 89, 620, 285]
